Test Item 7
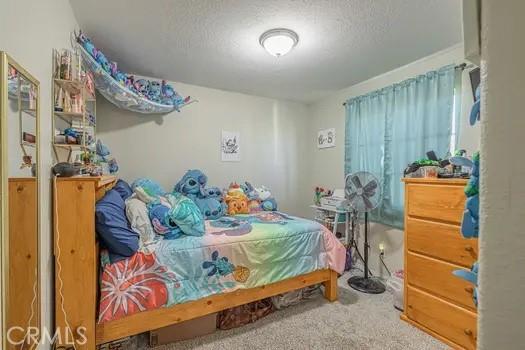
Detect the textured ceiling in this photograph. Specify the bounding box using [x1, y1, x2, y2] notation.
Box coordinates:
[70, 0, 462, 103]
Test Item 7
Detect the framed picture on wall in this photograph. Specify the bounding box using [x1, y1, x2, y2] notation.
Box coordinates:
[221, 131, 240, 161]
[318, 128, 335, 149]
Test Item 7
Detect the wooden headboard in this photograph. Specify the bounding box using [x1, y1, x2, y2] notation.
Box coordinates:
[53, 175, 117, 349]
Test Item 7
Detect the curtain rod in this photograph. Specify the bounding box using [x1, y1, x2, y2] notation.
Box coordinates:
[342, 63, 471, 106]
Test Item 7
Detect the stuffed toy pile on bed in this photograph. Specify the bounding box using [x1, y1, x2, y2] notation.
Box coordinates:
[76, 32, 191, 111]
[129, 169, 279, 242]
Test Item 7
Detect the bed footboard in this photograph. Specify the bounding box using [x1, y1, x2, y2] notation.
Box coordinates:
[96, 269, 339, 346]
[323, 269, 339, 302]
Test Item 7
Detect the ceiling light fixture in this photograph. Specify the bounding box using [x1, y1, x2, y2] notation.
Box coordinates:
[259, 28, 299, 57]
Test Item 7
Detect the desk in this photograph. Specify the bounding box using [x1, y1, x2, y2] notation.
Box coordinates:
[310, 204, 351, 244]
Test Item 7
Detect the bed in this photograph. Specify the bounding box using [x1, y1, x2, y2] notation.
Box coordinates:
[53, 176, 345, 349]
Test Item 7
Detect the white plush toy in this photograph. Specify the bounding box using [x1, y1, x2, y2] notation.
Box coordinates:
[255, 186, 277, 211]
[255, 186, 272, 201]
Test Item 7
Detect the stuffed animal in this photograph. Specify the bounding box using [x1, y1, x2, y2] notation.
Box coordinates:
[89, 139, 119, 175]
[224, 184, 249, 215]
[108, 158, 119, 174]
[194, 196, 227, 220]
[161, 80, 175, 99]
[173, 169, 208, 198]
[203, 186, 223, 200]
[255, 185, 278, 211]
[148, 199, 183, 239]
[109, 61, 127, 85]
[148, 193, 205, 239]
[241, 182, 262, 213]
[95, 139, 110, 161]
[125, 75, 136, 92]
[78, 32, 97, 58]
[173, 170, 228, 220]
[160, 80, 191, 109]
[148, 81, 162, 103]
[95, 51, 111, 73]
[134, 79, 150, 97]
[453, 262, 479, 306]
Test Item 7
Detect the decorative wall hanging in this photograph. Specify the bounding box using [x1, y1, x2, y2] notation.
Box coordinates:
[318, 128, 335, 149]
[221, 131, 240, 162]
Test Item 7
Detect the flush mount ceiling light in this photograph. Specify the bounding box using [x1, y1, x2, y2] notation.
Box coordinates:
[259, 28, 299, 57]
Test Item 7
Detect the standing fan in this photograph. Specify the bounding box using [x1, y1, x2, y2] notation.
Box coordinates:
[345, 172, 386, 294]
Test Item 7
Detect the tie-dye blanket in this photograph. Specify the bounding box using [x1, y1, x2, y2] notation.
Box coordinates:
[98, 212, 345, 323]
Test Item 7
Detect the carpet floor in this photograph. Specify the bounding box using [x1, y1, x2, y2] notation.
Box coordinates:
[130, 272, 447, 350]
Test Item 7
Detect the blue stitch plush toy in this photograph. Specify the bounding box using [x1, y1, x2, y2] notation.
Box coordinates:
[95, 51, 111, 73]
[194, 197, 227, 220]
[92, 139, 119, 175]
[173, 170, 227, 220]
[174, 170, 208, 198]
[148, 81, 162, 103]
[134, 79, 150, 97]
[109, 62, 127, 86]
[148, 199, 183, 239]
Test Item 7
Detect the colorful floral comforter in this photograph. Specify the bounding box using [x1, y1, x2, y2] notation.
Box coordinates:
[98, 212, 345, 323]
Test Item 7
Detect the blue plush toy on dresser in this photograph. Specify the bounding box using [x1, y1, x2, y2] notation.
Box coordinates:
[451, 85, 481, 308]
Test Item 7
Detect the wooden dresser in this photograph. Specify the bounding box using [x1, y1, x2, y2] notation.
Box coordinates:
[401, 178, 478, 350]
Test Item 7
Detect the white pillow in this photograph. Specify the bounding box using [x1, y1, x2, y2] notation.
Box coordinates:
[125, 196, 156, 246]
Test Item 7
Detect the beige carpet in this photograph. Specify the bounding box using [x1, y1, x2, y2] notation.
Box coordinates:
[127, 272, 447, 350]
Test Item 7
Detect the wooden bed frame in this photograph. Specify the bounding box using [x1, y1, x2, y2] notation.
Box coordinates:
[53, 176, 339, 349]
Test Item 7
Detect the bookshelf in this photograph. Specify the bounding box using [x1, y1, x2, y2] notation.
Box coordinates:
[52, 48, 96, 162]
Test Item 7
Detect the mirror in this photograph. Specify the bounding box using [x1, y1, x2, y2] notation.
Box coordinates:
[1, 52, 40, 349]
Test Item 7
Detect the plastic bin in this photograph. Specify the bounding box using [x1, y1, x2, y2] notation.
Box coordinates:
[386, 270, 404, 311]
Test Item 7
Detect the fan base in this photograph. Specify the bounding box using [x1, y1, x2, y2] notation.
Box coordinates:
[348, 276, 386, 294]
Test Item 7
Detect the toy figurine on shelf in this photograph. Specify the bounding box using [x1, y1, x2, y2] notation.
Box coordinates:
[314, 187, 332, 206]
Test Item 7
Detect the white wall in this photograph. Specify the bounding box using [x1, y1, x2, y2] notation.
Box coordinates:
[97, 82, 312, 218]
[99, 44, 480, 280]
[306, 44, 479, 277]
[478, 1, 525, 349]
[0, 0, 79, 348]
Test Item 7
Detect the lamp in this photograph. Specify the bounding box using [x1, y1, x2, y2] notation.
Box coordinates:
[259, 28, 299, 57]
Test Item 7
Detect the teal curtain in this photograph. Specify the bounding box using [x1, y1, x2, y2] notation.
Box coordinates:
[345, 65, 456, 228]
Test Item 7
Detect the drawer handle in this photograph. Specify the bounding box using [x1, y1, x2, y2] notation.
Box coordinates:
[17, 185, 24, 193]
[465, 287, 474, 293]
[464, 246, 474, 252]
[464, 328, 473, 336]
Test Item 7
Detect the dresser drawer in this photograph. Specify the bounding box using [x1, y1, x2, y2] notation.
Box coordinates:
[406, 217, 478, 267]
[407, 252, 476, 310]
[406, 286, 477, 350]
[406, 184, 465, 223]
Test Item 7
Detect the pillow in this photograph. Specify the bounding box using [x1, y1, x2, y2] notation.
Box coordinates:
[96, 189, 139, 259]
[131, 178, 166, 203]
[113, 179, 133, 201]
[125, 196, 157, 245]
[165, 193, 205, 237]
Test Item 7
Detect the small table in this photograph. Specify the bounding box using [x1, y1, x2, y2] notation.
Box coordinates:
[310, 204, 351, 245]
